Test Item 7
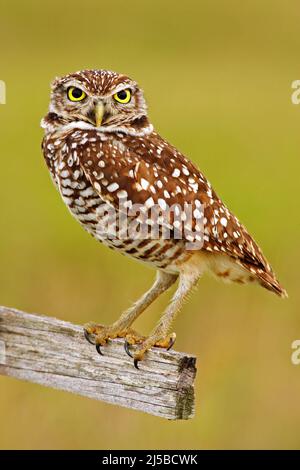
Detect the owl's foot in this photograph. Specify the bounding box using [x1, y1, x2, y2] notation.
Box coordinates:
[83, 322, 144, 355]
[124, 332, 176, 369]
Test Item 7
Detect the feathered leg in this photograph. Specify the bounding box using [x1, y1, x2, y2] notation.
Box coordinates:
[127, 267, 201, 368]
[84, 271, 177, 353]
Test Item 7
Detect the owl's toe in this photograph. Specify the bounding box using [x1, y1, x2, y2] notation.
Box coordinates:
[83, 322, 108, 348]
[124, 330, 145, 358]
[84, 323, 145, 358]
[128, 332, 177, 369]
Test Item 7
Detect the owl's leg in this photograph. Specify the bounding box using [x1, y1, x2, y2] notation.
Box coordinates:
[127, 268, 200, 368]
[84, 271, 177, 353]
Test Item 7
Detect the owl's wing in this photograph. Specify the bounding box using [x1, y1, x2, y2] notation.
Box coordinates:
[75, 130, 205, 243]
[74, 128, 283, 295]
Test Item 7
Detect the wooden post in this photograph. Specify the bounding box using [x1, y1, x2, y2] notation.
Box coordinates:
[0, 306, 196, 420]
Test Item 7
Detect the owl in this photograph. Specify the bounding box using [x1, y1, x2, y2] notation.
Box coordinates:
[42, 69, 287, 368]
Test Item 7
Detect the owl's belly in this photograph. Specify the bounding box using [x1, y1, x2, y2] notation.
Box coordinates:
[58, 174, 188, 273]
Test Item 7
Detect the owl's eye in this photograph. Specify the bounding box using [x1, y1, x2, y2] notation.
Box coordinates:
[113, 89, 131, 104]
[67, 87, 86, 102]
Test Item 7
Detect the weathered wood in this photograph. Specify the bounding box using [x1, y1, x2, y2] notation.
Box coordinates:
[0, 306, 196, 420]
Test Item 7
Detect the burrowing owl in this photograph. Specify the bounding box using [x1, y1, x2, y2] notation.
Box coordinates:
[42, 69, 287, 368]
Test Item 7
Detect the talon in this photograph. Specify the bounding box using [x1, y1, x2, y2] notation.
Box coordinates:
[134, 358, 140, 369]
[124, 340, 133, 358]
[96, 343, 104, 356]
[84, 329, 95, 345]
[167, 333, 176, 351]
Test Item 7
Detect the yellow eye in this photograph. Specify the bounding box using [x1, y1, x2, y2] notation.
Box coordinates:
[113, 89, 131, 104]
[67, 86, 86, 102]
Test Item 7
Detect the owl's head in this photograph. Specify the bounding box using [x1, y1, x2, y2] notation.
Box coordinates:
[47, 69, 151, 134]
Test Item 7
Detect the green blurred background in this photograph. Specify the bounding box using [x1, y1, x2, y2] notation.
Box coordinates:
[0, 0, 299, 450]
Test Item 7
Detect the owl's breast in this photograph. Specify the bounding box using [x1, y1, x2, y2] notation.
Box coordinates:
[43, 131, 105, 232]
[42, 131, 188, 273]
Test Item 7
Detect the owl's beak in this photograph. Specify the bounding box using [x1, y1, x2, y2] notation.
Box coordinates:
[94, 101, 105, 127]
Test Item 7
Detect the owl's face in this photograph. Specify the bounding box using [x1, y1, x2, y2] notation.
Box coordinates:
[49, 69, 148, 130]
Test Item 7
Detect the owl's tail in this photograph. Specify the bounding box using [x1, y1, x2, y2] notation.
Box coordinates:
[257, 271, 288, 298]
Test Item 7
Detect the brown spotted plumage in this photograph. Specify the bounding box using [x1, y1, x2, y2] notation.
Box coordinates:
[42, 69, 287, 367]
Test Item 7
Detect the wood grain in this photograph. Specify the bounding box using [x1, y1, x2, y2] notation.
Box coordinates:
[0, 306, 197, 420]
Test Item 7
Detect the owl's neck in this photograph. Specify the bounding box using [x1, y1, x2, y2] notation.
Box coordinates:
[41, 112, 154, 137]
